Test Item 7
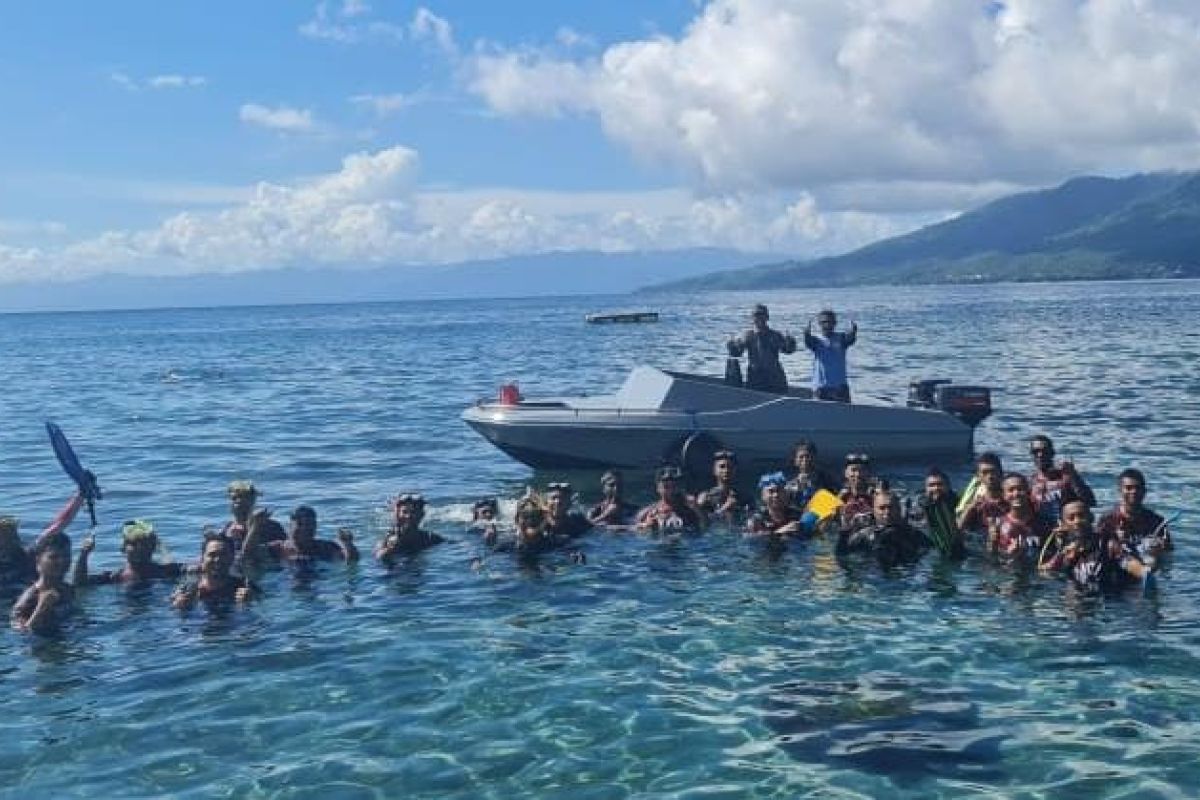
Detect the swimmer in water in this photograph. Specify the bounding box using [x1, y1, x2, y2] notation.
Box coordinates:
[1028, 435, 1096, 525]
[0, 491, 86, 590]
[73, 520, 188, 586]
[635, 467, 704, 534]
[375, 494, 445, 564]
[746, 472, 817, 538]
[471, 497, 501, 545]
[957, 452, 1008, 532]
[1096, 468, 1172, 560]
[543, 483, 592, 539]
[695, 450, 745, 522]
[171, 534, 255, 610]
[837, 453, 874, 531]
[11, 535, 75, 634]
[783, 439, 836, 512]
[586, 471, 638, 528]
[1040, 500, 1155, 589]
[244, 506, 358, 566]
[838, 490, 925, 561]
[987, 474, 1050, 561]
[221, 480, 285, 550]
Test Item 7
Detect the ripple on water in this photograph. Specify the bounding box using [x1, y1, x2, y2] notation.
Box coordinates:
[2, 285, 1200, 797]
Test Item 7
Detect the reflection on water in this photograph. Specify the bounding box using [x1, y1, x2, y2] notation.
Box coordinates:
[0, 283, 1198, 796]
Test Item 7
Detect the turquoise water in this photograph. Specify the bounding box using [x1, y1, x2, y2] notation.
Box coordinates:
[1, 281, 1198, 798]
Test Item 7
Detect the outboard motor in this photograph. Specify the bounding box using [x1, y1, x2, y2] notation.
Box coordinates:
[908, 380, 993, 427]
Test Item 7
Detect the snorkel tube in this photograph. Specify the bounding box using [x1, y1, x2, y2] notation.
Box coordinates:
[46, 421, 102, 526]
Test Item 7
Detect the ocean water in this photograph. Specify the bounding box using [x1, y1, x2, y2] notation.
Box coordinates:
[0, 281, 1198, 798]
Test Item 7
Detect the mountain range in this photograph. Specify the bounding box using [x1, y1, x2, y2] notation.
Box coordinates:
[0, 248, 777, 313]
[650, 171, 1200, 291]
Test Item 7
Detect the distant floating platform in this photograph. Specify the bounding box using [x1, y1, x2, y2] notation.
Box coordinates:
[585, 311, 660, 324]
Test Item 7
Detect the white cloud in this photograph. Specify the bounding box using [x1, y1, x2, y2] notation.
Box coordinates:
[0, 146, 922, 284]
[148, 74, 207, 89]
[465, 0, 1200, 193]
[410, 7, 456, 55]
[239, 103, 317, 133]
[349, 92, 415, 117]
[299, 0, 403, 43]
[111, 71, 207, 91]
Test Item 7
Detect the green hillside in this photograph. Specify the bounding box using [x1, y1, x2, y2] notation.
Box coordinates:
[651, 172, 1200, 290]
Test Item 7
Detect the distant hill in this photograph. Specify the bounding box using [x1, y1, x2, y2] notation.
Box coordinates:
[0, 248, 778, 313]
[649, 172, 1200, 291]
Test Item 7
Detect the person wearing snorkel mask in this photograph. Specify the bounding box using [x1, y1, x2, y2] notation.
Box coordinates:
[837, 453, 875, 531]
[1027, 435, 1096, 526]
[543, 483, 592, 539]
[1040, 500, 1156, 590]
[376, 494, 444, 564]
[587, 472, 639, 527]
[73, 520, 187, 585]
[695, 450, 746, 523]
[635, 467, 704, 534]
[746, 473, 818, 537]
[221, 480, 285, 550]
[836, 491, 925, 564]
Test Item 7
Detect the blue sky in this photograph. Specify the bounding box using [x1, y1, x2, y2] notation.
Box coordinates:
[3, 1, 1200, 284]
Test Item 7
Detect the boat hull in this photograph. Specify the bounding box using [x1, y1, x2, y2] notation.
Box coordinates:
[463, 394, 975, 472]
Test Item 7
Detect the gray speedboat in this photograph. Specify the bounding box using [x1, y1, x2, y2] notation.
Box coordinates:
[463, 366, 992, 474]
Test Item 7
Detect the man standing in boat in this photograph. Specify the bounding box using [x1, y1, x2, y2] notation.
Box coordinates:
[727, 304, 797, 394]
[804, 308, 857, 402]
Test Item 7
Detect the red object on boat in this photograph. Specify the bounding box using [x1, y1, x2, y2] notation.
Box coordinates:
[498, 383, 521, 405]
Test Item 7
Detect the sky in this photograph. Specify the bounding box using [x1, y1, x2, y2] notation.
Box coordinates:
[3, 0, 1200, 286]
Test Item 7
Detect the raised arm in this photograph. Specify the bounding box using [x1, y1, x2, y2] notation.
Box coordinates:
[845, 320, 858, 347]
[72, 535, 95, 587]
[32, 492, 84, 550]
[726, 332, 747, 357]
[336, 528, 360, 563]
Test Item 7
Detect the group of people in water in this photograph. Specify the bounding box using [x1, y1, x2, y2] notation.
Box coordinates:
[2, 428, 1172, 635]
[0, 303, 1174, 634]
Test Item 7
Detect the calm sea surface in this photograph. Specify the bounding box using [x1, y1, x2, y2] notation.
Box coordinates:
[1, 281, 1198, 798]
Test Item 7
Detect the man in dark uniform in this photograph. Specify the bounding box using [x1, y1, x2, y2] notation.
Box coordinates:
[727, 304, 797, 394]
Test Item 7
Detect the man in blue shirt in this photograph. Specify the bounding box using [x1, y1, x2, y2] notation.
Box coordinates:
[803, 308, 857, 402]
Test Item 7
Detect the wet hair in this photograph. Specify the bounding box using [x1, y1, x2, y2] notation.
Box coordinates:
[1028, 434, 1054, 452]
[600, 470, 622, 484]
[752, 303, 769, 318]
[515, 497, 545, 526]
[200, 531, 233, 557]
[1002, 472, 1029, 489]
[0, 516, 18, 537]
[472, 497, 499, 513]
[976, 452, 1003, 471]
[290, 505, 317, 522]
[227, 479, 258, 499]
[1118, 468, 1146, 488]
[791, 439, 818, 459]
[818, 308, 837, 320]
[33, 532, 71, 560]
[121, 520, 158, 549]
[926, 467, 950, 484]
